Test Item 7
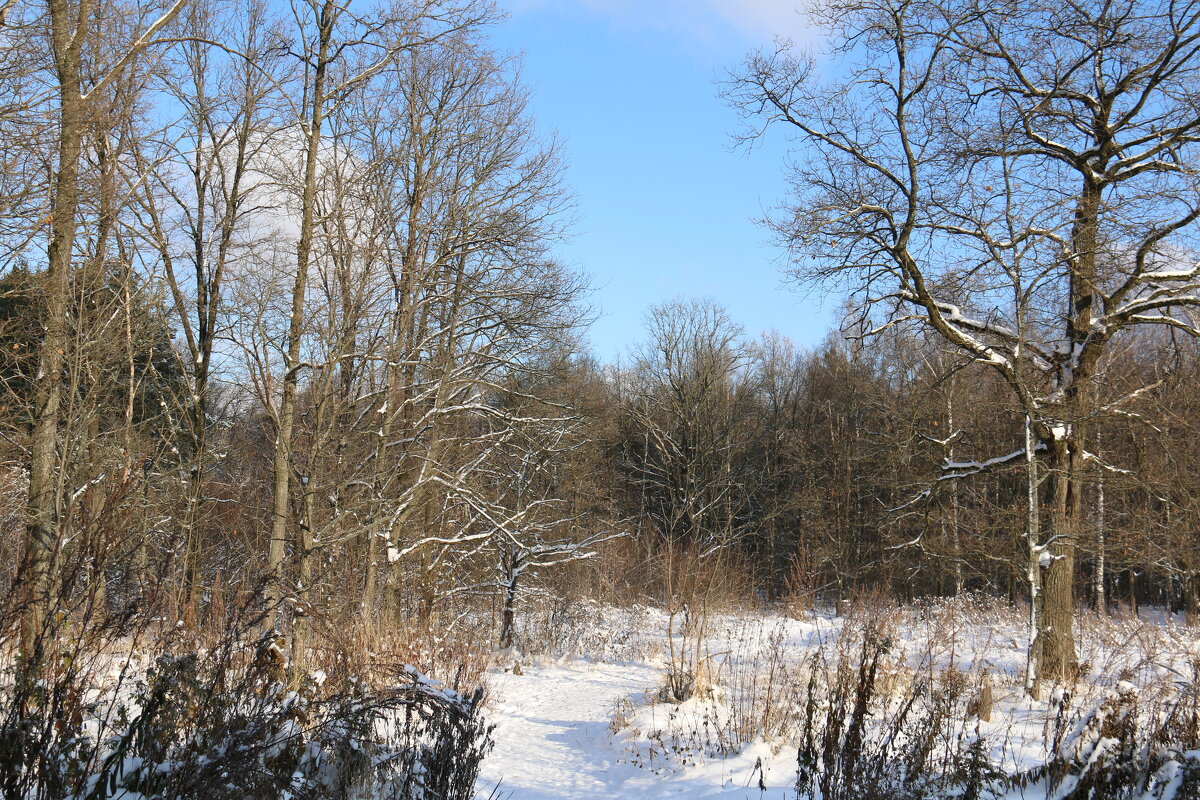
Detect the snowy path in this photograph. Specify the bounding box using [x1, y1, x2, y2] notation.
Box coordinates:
[478, 661, 793, 800]
[479, 661, 655, 799]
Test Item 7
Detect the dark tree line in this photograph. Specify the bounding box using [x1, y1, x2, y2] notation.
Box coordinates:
[577, 301, 1200, 626]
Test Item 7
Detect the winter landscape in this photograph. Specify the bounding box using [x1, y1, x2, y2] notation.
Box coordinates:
[2, 0, 1200, 798]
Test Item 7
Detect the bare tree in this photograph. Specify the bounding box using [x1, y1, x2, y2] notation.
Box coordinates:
[728, 0, 1200, 685]
[621, 299, 753, 553]
[344, 25, 576, 625]
[130, 0, 281, 619]
[258, 0, 484, 633]
[22, 0, 189, 652]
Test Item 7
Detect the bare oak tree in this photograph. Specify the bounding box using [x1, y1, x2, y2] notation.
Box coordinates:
[728, 0, 1200, 684]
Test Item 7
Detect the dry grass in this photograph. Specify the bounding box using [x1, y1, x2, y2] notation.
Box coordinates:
[313, 612, 493, 696]
[608, 594, 1200, 798]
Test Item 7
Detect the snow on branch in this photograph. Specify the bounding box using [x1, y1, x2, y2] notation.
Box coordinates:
[886, 440, 1048, 514]
[940, 444, 1045, 480]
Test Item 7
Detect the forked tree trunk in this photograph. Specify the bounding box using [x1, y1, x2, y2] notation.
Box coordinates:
[1033, 174, 1102, 683]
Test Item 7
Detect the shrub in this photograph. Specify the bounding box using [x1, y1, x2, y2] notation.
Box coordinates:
[1016, 677, 1200, 800]
[0, 610, 492, 800]
[794, 615, 1004, 800]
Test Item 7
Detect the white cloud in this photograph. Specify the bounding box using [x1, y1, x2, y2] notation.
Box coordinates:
[706, 0, 811, 39]
[505, 0, 813, 44]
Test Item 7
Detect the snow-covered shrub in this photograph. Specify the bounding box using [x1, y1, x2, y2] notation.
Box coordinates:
[338, 614, 495, 713]
[1016, 675, 1200, 800]
[1, 616, 493, 800]
[100, 631, 492, 800]
[719, 618, 815, 744]
[0, 656, 97, 800]
[793, 615, 1004, 800]
[0, 602, 138, 800]
[627, 697, 741, 769]
[512, 595, 658, 662]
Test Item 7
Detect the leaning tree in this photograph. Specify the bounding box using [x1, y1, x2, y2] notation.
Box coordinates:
[728, 0, 1200, 687]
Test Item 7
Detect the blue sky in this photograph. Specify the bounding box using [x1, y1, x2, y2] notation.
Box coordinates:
[490, 1, 838, 361]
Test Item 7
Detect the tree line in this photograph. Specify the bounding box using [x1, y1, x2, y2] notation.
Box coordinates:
[587, 300, 1200, 621]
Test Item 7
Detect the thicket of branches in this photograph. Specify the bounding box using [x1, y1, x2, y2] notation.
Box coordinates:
[597, 303, 1200, 620]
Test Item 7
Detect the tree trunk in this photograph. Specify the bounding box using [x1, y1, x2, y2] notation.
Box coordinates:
[268, 0, 332, 623]
[1023, 413, 1043, 698]
[24, 0, 88, 656]
[1185, 572, 1198, 623]
[947, 385, 963, 596]
[290, 489, 315, 679]
[1094, 473, 1106, 613]
[1033, 171, 1102, 683]
[1127, 568, 1138, 615]
[499, 562, 519, 649]
[1039, 439, 1079, 683]
[362, 526, 377, 617]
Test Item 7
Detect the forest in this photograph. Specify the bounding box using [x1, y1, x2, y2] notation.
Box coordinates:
[1, 0, 1199, 797]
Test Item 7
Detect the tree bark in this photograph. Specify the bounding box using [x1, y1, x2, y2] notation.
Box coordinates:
[1040, 439, 1079, 683]
[24, 0, 89, 656]
[267, 0, 332, 623]
[1094, 473, 1106, 613]
[499, 557, 519, 649]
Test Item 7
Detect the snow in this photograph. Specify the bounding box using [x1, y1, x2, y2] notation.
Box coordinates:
[23, 597, 1197, 799]
[480, 660, 794, 799]
[476, 598, 1200, 799]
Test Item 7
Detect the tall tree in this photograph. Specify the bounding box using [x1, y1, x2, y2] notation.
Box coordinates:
[24, 0, 188, 653]
[728, 0, 1200, 683]
[621, 299, 753, 553]
[135, 0, 280, 618]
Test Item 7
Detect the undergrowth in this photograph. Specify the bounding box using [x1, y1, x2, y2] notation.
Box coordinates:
[605, 595, 1200, 800]
[0, 596, 493, 800]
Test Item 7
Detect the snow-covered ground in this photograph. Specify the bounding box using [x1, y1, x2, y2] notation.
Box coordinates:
[480, 659, 796, 799]
[478, 597, 1200, 799]
[10, 595, 1195, 798]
